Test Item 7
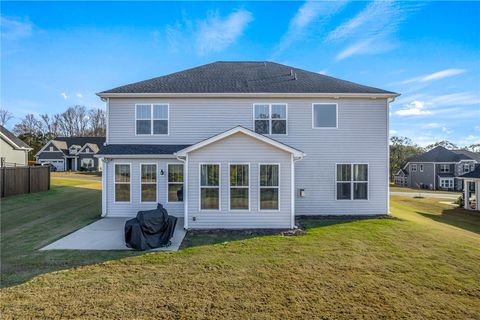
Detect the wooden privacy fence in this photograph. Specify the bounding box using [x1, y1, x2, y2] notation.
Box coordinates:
[0, 166, 50, 198]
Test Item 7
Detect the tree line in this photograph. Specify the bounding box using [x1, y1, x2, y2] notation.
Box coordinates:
[390, 136, 480, 180]
[1, 106, 106, 160]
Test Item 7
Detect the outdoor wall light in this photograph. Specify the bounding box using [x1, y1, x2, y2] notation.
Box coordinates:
[160, 169, 164, 176]
[299, 189, 305, 197]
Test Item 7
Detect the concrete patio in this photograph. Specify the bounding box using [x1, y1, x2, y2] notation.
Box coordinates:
[41, 218, 186, 251]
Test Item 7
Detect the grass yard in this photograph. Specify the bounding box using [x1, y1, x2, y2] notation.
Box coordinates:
[1, 182, 479, 319]
[390, 183, 461, 195]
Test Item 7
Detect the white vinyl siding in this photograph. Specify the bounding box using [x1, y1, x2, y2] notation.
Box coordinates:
[108, 97, 389, 217]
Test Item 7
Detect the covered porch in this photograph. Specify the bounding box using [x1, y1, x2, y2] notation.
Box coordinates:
[459, 165, 480, 211]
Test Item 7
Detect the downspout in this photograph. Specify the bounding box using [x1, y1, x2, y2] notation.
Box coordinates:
[176, 154, 188, 229]
[101, 158, 110, 217]
[291, 154, 304, 229]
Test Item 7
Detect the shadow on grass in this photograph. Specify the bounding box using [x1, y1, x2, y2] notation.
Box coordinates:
[416, 207, 480, 235]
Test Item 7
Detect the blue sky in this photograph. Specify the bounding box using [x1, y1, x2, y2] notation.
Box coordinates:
[2, 1, 479, 147]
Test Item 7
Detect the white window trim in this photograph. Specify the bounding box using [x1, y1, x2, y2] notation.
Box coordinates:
[411, 164, 417, 172]
[258, 163, 281, 212]
[114, 163, 131, 204]
[140, 163, 157, 203]
[228, 163, 250, 212]
[80, 158, 94, 168]
[253, 103, 288, 135]
[135, 103, 170, 136]
[439, 178, 454, 188]
[419, 164, 424, 172]
[166, 163, 184, 203]
[464, 164, 470, 173]
[199, 163, 221, 212]
[439, 164, 449, 173]
[335, 163, 369, 201]
[311, 103, 338, 129]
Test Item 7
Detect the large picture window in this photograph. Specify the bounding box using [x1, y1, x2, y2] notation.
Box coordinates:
[135, 104, 169, 135]
[115, 164, 130, 202]
[200, 164, 220, 210]
[259, 164, 279, 210]
[141, 164, 157, 202]
[312, 103, 337, 128]
[168, 164, 184, 202]
[230, 164, 249, 210]
[254, 104, 287, 135]
[336, 164, 368, 200]
[81, 158, 94, 169]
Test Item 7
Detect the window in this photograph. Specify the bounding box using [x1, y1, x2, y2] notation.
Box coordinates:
[440, 178, 454, 189]
[85, 148, 90, 153]
[49, 146, 54, 151]
[440, 164, 449, 173]
[411, 164, 417, 172]
[464, 164, 470, 173]
[254, 104, 287, 135]
[81, 158, 94, 169]
[419, 164, 424, 172]
[168, 164, 184, 202]
[141, 164, 157, 202]
[230, 164, 249, 210]
[336, 164, 368, 200]
[135, 104, 169, 135]
[200, 164, 220, 210]
[114, 164, 130, 202]
[312, 103, 337, 128]
[259, 164, 279, 210]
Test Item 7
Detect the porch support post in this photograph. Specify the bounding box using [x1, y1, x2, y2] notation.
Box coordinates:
[464, 180, 470, 210]
[476, 181, 480, 211]
[101, 158, 107, 217]
[74, 157, 77, 171]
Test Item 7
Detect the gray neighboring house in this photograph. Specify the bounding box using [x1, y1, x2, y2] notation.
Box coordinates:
[0, 125, 32, 167]
[95, 61, 399, 229]
[393, 146, 480, 191]
[35, 137, 105, 171]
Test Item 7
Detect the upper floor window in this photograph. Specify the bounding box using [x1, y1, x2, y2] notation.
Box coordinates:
[440, 164, 449, 173]
[312, 103, 337, 128]
[419, 164, 424, 172]
[136, 104, 169, 135]
[254, 104, 287, 135]
[411, 164, 417, 172]
[464, 164, 470, 173]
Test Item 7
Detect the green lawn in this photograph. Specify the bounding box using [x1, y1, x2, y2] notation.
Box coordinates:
[1, 181, 479, 319]
[390, 183, 461, 195]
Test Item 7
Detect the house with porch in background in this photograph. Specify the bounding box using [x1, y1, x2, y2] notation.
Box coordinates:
[95, 61, 398, 229]
[393, 146, 480, 191]
[35, 137, 105, 171]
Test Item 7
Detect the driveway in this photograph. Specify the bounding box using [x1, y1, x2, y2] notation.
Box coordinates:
[390, 191, 459, 199]
[41, 218, 186, 251]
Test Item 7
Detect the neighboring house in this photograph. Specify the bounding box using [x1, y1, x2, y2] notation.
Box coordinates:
[35, 137, 105, 171]
[0, 125, 32, 167]
[458, 164, 480, 211]
[393, 146, 480, 191]
[95, 61, 398, 229]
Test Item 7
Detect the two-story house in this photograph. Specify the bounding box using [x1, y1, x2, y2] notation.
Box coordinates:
[36, 137, 105, 171]
[96, 61, 398, 229]
[393, 146, 480, 191]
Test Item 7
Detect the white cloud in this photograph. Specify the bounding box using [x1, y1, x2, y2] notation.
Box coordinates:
[389, 129, 397, 135]
[61, 93, 68, 100]
[330, 1, 421, 60]
[429, 92, 480, 106]
[273, 1, 347, 56]
[394, 100, 432, 116]
[459, 135, 480, 145]
[398, 69, 466, 85]
[475, 126, 480, 132]
[0, 16, 33, 40]
[76, 93, 83, 98]
[318, 70, 328, 75]
[167, 9, 253, 55]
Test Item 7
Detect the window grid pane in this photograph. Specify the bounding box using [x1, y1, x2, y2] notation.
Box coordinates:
[168, 164, 184, 183]
[115, 164, 130, 182]
[141, 184, 156, 202]
[271, 104, 286, 119]
[153, 105, 168, 119]
[260, 188, 278, 210]
[201, 188, 219, 210]
[200, 164, 219, 186]
[260, 165, 279, 187]
[254, 105, 269, 119]
[230, 188, 249, 210]
[230, 165, 249, 187]
[313, 104, 337, 128]
[136, 105, 151, 119]
[141, 164, 157, 183]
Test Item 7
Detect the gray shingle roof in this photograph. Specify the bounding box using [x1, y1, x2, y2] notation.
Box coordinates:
[408, 146, 480, 163]
[0, 125, 31, 149]
[460, 164, 480, 179]
[100, 61, 396, 95]
[48, 137, 105, 154]
[97, 144, 191, 155]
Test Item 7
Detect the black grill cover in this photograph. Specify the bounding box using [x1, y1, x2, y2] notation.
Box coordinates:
[124, 203, 177, 250]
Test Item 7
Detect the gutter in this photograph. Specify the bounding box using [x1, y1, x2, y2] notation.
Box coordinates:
[96, 92, 400, 99]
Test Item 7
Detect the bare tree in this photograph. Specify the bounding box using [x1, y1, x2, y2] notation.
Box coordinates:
[39, 113, 60, 136]
[88, 108, 106, 136]
[0, 108, 14, 126]
[55, 106, 89, 136]
[13, 114, 43, 135]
